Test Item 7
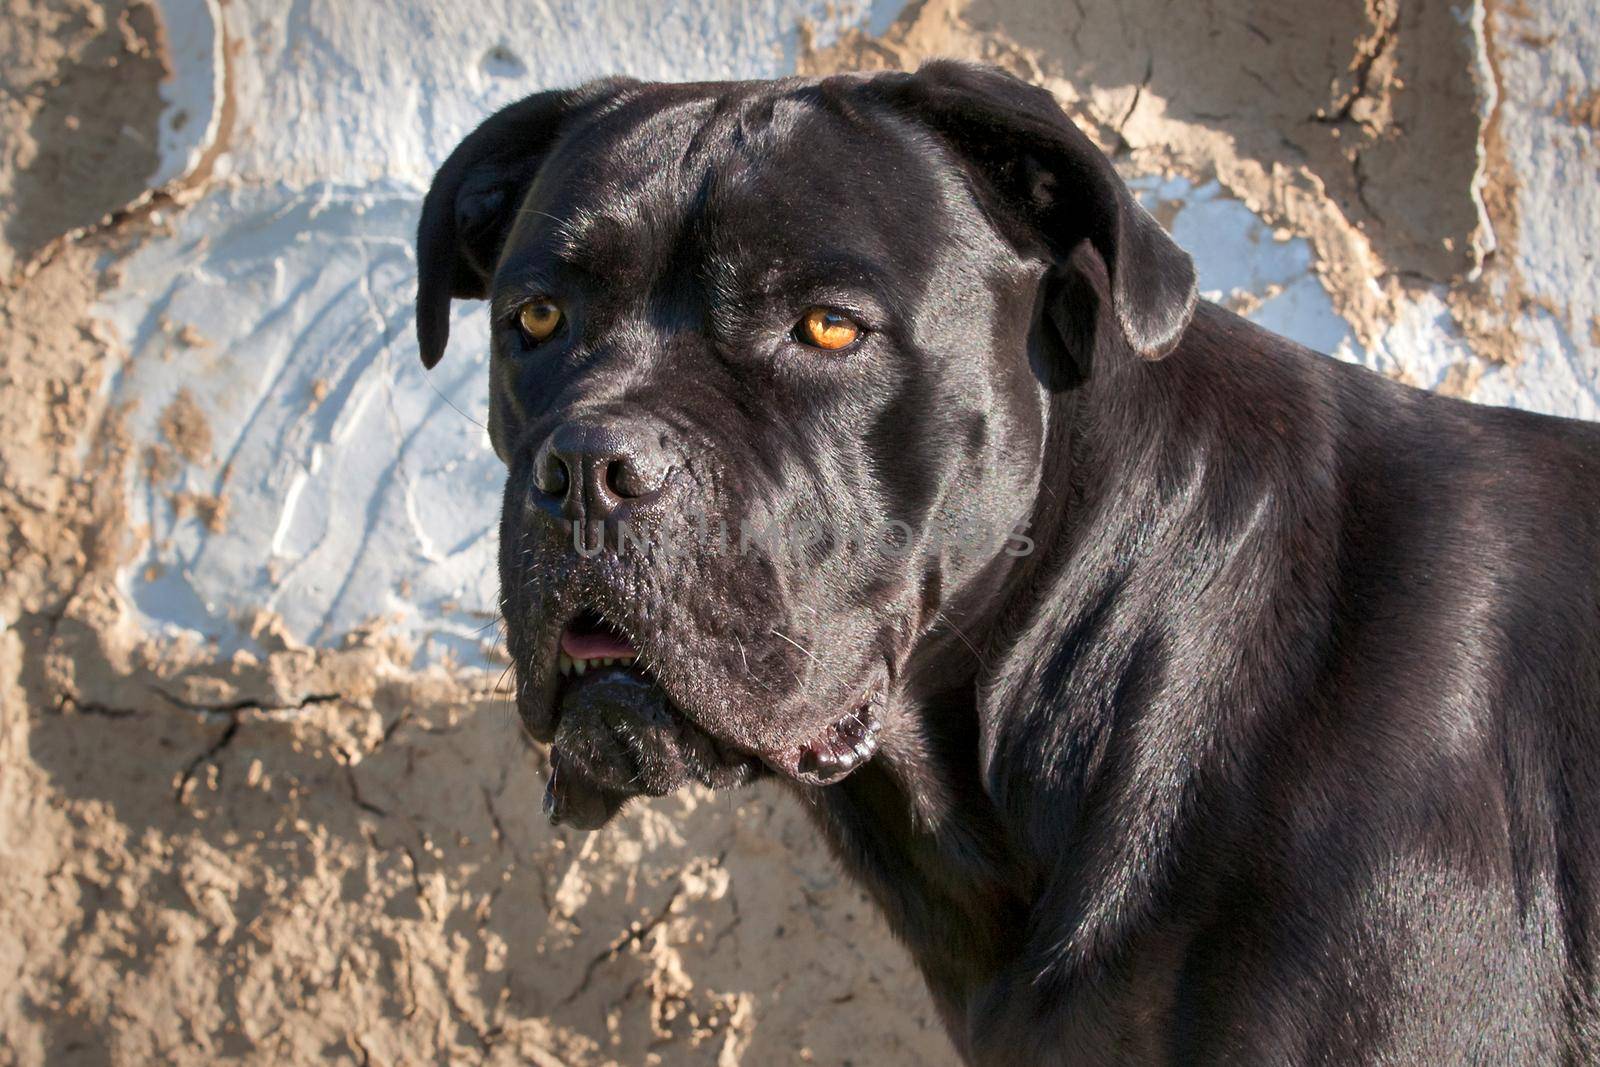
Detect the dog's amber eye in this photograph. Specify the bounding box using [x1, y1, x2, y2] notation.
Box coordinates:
[796, 307, 860, 351]
[518, 300, 562, 342]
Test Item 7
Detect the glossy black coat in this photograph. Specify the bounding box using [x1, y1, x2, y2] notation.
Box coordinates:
[417, 63, 1600, 1065]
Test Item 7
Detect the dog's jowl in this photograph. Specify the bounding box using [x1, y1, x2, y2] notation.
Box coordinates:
[415, 62, 1600, 1065]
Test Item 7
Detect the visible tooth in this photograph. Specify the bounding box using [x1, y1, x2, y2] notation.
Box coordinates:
[601, 657, 614, 667]
[853, 741, 874, 761]
[559, 655, 573, 676]
[573, 659, 587, 675]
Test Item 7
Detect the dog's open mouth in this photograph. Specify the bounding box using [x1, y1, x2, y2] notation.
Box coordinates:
[557, 609, 640, 676]
[539, 609, 885, 830]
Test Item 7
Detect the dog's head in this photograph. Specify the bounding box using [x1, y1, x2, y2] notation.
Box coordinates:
[415, 63, 1195, 829]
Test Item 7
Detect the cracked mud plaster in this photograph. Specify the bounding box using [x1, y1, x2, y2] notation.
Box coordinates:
[4, 585, 953, 1064]
[2, 0, 1596, 1063]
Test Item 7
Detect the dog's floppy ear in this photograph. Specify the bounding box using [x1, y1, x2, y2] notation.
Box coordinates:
[415, 79, 636, 369]
[861, 61, 1197, 372]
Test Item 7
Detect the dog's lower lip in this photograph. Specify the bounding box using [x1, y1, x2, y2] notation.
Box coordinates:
[792, 704, 882, 784]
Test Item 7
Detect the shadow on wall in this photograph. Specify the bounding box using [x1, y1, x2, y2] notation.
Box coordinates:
[1, 0, 168, 276]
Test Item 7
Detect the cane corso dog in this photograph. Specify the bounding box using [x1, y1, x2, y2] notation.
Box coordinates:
[415, 62, 1600, 1064]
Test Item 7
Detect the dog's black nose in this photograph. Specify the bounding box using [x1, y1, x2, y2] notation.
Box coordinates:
[533, 420, 669, 521]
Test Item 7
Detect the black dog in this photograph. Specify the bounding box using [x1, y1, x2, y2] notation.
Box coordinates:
[415, 62, 1600, 1064]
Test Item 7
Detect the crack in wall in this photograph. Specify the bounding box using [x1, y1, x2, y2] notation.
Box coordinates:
[174, 713, 239, 800]
[1314, 0, 1399, 128]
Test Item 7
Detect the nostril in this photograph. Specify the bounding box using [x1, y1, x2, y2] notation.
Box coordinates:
[535, 450, 570, 498]
[604, 459, 637, 500]
[605, 455, 666, 500]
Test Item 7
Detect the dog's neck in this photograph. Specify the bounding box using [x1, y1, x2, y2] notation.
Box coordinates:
[798, 303, 1347, 1031]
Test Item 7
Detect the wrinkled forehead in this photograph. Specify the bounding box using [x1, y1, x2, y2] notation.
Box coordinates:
[510, 82, 954, 286]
